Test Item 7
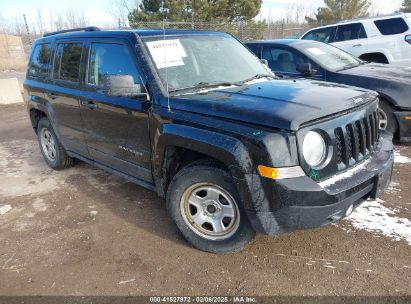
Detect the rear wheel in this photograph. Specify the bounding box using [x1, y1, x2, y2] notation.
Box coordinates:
[166, 161, 255, 253]
[37, 117, 74, 170]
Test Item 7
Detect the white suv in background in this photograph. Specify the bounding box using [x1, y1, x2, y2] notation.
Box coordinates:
[301, 13, 411, 66]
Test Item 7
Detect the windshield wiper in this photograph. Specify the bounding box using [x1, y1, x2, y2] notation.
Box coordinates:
[337, 63, 360, 71]
[169, 81, 238, 93]
[238, 73, 275, 84]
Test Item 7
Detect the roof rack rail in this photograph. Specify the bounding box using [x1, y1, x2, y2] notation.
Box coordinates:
[337, 12, 404, 24]
[43, 26, 101, 37]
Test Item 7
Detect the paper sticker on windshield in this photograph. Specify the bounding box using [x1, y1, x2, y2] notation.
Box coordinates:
[146, 39, 187, 69]
[307, 48, 326, 56]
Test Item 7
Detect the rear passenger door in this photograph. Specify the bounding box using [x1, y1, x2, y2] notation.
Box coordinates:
[79, 39, 152, 182]
[332, 23, 368, 57]
[47, 40, 89, 157]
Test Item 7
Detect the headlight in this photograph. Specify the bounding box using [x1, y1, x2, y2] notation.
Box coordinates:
[302, 131, 327, 167]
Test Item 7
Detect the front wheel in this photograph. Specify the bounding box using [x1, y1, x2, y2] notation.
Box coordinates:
[166, 161, 255, 253]
[378, 100, 398, 136]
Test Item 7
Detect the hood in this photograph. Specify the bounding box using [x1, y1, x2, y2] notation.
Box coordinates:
[166, 79, 377, 131]
[340, 63, 411, 85]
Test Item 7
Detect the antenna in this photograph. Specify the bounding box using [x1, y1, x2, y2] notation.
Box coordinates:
[161, 0, 171, 111]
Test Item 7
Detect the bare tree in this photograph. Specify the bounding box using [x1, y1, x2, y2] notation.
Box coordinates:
[36, 8, 45, 35]
[107, 0, 140, 28]
[65, 8, 88, 28]
[283, 4, 316, 24]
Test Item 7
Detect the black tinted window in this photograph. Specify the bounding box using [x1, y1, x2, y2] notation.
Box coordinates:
[246, 44, 260, 57]
[335, 23, 367, 42]
[302, 27, 336, 43]
[88, 43, 139, 86]
[53, 43, 83, 82]
[28, 44, 52, 78]
[374, 18, 409, 35]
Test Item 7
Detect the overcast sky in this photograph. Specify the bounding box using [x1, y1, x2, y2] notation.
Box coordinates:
[0, 0, 404, 29]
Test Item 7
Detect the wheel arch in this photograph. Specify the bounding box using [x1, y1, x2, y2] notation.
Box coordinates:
[153, 124, 253, 196]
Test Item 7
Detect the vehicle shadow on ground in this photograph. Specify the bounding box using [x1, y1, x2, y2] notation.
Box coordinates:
[64, 162, 188, 246]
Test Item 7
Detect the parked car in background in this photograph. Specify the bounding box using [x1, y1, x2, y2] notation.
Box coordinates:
[24, 28, 394, 253]
[246, 39, 411, 142]
[300, 13, 411, 66]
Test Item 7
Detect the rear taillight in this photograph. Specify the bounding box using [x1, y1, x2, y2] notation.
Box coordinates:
[406, 35, 411, 45]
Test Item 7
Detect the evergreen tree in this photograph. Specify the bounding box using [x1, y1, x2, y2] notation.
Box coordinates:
[400, 0, 411, 13]
[306, 0, 371, 25]
[128, 0, 262, 25]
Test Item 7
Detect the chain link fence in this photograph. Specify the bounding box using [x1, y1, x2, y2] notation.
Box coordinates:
[0, 21, 315, 71]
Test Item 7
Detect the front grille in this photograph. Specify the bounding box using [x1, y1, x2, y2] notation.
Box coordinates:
[334, 110, 379, 168]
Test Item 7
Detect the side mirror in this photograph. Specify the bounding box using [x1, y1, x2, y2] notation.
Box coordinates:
[260, 59, 269, 66]
[296, 63, 317, 76]
[103, 75, 148, 99]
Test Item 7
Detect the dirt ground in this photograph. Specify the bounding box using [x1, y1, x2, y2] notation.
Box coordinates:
[0, 103, 410, 296]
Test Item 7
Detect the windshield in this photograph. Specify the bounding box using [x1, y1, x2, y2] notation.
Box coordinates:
[296, 42, 362, 72]
[142, 34, 271, 93]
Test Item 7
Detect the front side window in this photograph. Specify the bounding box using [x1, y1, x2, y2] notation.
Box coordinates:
[28, 43, 52, 78]
[53, 43, 83, 83]
[88, 43, 140, 87]
[142, 35, 271, 93]
[297, 42, 361, 72]
[334, 23, 367, 42]
[374, 18, 409, 35]
[262, 47, 318, 74]
[302, 27, 336, 43]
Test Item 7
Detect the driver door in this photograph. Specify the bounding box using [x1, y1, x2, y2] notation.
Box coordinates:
[79, 39, 152, 182]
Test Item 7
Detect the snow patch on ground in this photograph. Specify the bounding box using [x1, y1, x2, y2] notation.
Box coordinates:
[0, 204, 12, 215]
[345, 198, 411, 245]
[394, 150, 411, 164]
[386, 181, 401, 194]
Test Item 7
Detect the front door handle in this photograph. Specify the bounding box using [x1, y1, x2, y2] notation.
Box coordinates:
[352, 44, 363, 47]
[81, 101, 97, 109]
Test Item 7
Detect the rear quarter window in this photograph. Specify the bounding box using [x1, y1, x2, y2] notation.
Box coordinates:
[53, 42, 83, 83]
[302, 27, 336, 43]
[374, 18, 409, 35]
[28, 43, 52, 79]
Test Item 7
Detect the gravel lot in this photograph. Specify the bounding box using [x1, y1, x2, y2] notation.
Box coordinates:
[0, 103, 410, 296]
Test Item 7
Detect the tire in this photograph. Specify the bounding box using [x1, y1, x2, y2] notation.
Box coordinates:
[378, 99, 398, 136]
[166, 160, 255, 253]
[37, 117, 74, 170]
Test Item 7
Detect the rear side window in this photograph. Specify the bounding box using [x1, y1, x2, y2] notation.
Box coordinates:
[302, 27, 336, 43]
[28, 43, 52, 78]
[53, 43, 83, 83]
[334, 23, 367, 42]
[374, 18, 409, 35]
[88, 43, 140, 87]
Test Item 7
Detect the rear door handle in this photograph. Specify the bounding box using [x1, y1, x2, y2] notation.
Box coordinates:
[81, 100, 97, 109]
[352, 44, 363, 47]
[47, 92, 57, 100]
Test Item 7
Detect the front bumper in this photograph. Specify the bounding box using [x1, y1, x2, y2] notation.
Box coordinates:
[246, 130, 394, 235]
[394, 111, 411, 142]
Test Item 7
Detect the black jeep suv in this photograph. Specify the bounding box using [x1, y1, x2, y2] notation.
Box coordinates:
[24, 27, 394, 253]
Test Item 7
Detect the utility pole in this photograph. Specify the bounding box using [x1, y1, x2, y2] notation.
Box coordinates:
[23, 14, 31, 45]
